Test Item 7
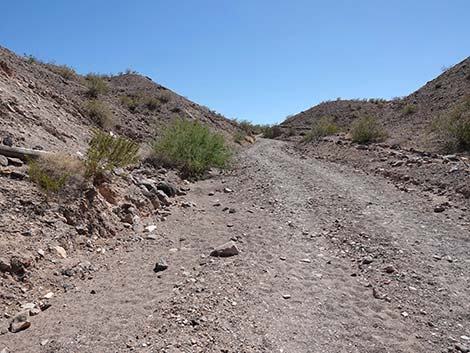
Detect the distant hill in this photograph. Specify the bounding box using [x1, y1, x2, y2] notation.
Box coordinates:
[0, 46, 238, 153]
[281, 57, 470, 150]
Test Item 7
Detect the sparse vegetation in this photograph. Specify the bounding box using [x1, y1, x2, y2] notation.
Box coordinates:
[28, 153, 85, 196]
[403, 105, 416, 115]
[233, 130, 247, 144]
[303, 116, 340, 142]
[85, 73, 108, 97]
[85, 100, 114, 129]
[143, 96, 161, 110]
[157, 91, 171, 104]
[47, 64, 77, 80]
[120, 95, 140, 112]
[432, 96, 470, 151]
[152, 119, 232, 177]
[85, 129, 140, 178]
[262, 125, 282, 139]
[350, 116, 387, 144]
[24, 53, 38, 64]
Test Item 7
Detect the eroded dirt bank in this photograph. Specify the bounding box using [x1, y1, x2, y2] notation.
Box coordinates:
[1, 139, 469, 353]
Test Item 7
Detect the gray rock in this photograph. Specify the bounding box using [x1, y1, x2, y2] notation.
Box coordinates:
[0, 155, 8, 167]
[156, 190, 171, 206]
[456, 344, 470, 353]
[154, 258, 168, 272]
[6, 157, 23, 167]
[9, 311, 31, 333]
[157, 182, 177, 197]
[210, 241, 240, 257]
[362, 256, 374, 265]
[383, 264, 396, 274]
[434, 205, 446, 213]
[0, 258, 11, 273]
[2, 136, 12, 146]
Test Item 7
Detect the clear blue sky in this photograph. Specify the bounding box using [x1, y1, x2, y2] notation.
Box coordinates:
[1, 1, 469, 124]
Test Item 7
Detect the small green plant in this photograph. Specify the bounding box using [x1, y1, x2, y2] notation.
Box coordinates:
[143, 96, 160, 110]
[24, 53, 38, 63]
[48, 64, 77, 80]
[350, 116, 387, 144]
[303, 116, 339, 142]
[120, 95, 140, 112]
[85, 129, 140, 178]
[85, 73, 108, 98]
[432, 97, 470, 151]
[85, 100, 114, 129]
[28, 153, 85, 196]
[233, 130, 247, 144]
[157, 91, 171, 104]
[262, 125, 282, 139]
[152, 119, 232, 177]
[403, 105, 416, 115]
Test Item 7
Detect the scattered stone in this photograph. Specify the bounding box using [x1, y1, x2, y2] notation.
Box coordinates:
[181, 201, 194, 208]
[0, 155, 7, 167]
[169, 248, 178, 253]
[9, 311, 31, 333]
[145, 225, 157, 233]
[401, 311, 409, 318]
[228, 208, 236, 214]
[282, 294, 291, 299]
[156, 190, 171, 206]
[2, 136, 13, 146]
[6, 157, 23, 167]
[383, 264, 396, 274]
[0, 258, 11, 273]
[54, 246, 67, 259]
[434, 205, 446, 213]
[223, 187, 234, 193]
[455, 344, 470, 353]
[362, 256, 374, 265]
[227, 223, 234, 228]
[210, 241, 240, 257]
[300, 258, 311, 263]
[29, 307, 41, 316]
[208, 191, 215, 196]
[146, 233, 158, 240]
[43, 292, 54, 299]
[154, 258, 168, 273]
[372, 287, 386, 300]
[157, 182, 177, 197]
[40, 339, 49, 346]
[462, 336, 470, 341]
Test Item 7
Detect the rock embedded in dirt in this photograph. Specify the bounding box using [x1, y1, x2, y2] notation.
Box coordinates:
[0, 155, 8, 167]
[154, 258, 168, 273]
[210, 241, 240, 257]
[0, 257, 11, 273]
[362, 256, 374, 265]
[156, 190, 171, 206]
[456, 344, 470, 353]
[6, 157, 23, 167]
[282, 294, 291, 299]
[54, 246, 67, 259]
[157, 182, 177, 197]
[434, 205, 446, 213]
[2, 136, 13, 146]
[9, 311, 31, 333]
[223, 187, 234, 193]
[383, 264, 396, 274]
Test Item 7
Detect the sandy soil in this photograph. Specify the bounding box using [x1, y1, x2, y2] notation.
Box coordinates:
[1, 139, 469, 353]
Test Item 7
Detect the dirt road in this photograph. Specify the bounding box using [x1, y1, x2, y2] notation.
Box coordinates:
[2, 139, 469, 353]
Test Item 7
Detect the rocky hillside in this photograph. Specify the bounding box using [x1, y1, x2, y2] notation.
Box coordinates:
[281, 56, 470, 150]
[0, 45, 239, 153]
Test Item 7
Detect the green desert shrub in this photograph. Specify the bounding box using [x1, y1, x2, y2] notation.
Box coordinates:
[433, 97, 470, 151]
[350, 116, 387, 144]
[85, 100, 114, 129]
[85, 73, 108, 97]
[157, 91, 171, 104]
[120, 95, 140, 112]
[152, 119, 232, 177]
[233, 130, 247, 144]
[143, 96, 161, 110]
[85, 129, 140, 178]
[28, 153, 85, 195]
[262, 125, 282, 139]
[403, 105, 416, 115]
[48, 64, 77, 80]
[303, 116, 340, 142]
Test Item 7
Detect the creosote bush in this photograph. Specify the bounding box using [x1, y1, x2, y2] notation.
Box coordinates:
[403, 105, 416, 115]
[432, 97, 470, 151]
[28, 153, 85, 196]
[85, 129, 140, 179]
[233, 130, 247, 144]
[85, 73, 108, 98]
[303, 116, 340, 142]
[152, 119, 232, 178]
[85, 100, 114, 129]
[262, 125, 282, 139]
[350, 116, 387, 144]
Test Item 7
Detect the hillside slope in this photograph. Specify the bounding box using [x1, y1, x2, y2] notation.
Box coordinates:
[281, 57, 470, 150]
[0, 46, 238, 153]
